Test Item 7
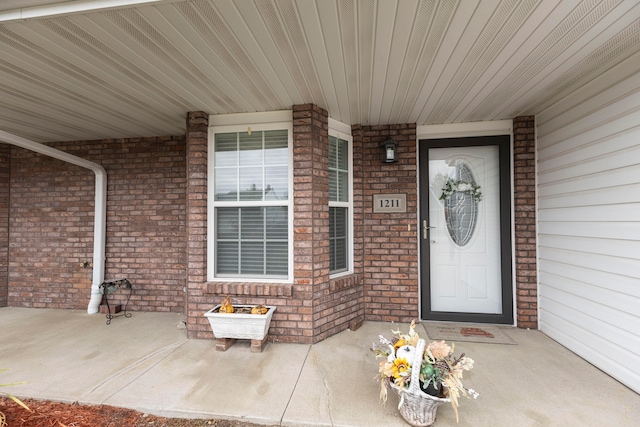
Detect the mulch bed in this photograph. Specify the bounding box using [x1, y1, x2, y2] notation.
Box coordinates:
[1, 398, 263, 427]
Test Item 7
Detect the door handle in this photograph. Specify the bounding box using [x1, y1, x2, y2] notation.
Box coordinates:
[422, 221, 435, 239]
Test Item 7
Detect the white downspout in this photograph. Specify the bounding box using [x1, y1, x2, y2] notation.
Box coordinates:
[0, 130, 106, 314]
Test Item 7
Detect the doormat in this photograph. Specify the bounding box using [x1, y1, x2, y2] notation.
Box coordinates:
[422, 321, 517, 345]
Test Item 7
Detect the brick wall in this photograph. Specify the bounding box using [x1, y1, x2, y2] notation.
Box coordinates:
[184, 111, 213, 339]
[0, 145, 9, 307]
[5, 110, 537, 338]
[295, 105, 364, 342]
[195, 105, 364, 343]
[513, 116, 538, 328]
[8, 136, 187, 312]
[355, 124, 419, 323]
[187, 108, 310, 342]
[292, 104, 330, 342]
[9, 147, 95, 309]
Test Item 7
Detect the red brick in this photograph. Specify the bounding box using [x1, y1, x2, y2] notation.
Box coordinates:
[513, 116, 538, 328]
[8, 136, 186, 311]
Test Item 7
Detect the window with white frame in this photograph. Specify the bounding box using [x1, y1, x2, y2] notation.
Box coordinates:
[328, 121, 352, 275]
[209, 113, 292, 281]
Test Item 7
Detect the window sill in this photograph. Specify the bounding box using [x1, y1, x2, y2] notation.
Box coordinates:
[204, 275, 360, 297]
[205, 281, 293, 297]
[329, 274, 360, 292]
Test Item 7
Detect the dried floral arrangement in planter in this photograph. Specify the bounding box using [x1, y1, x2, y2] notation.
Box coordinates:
[372, 321, 478, 425]
[204, 296, 276, 352]
[215, 296, 270, 315]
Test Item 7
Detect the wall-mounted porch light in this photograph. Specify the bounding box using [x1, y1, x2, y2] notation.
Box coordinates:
[381, 137, 398, 163]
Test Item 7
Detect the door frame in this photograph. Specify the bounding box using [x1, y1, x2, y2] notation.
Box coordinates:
[417, 122, 514, 324]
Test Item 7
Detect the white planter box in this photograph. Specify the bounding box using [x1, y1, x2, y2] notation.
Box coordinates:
[204, 305, 276, 340]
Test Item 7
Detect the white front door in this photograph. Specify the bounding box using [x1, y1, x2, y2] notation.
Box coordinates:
[419, 136, 513, 323]
[428, 146, 501, 313]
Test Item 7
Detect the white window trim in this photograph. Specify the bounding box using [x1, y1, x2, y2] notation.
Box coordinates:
[329, 118, 353, 278]
[207, 111, 294, 283]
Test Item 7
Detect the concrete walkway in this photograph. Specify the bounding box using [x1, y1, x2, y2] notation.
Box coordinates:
[0, 307, 638, 426]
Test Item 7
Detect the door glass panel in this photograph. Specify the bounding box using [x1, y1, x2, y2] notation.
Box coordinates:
[440, 161, 481, 246]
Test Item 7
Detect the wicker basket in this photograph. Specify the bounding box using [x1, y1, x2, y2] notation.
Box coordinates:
[390, 339, 450, 427]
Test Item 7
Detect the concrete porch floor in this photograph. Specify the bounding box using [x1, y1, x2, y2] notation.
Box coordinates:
[0, 307, 638, 426]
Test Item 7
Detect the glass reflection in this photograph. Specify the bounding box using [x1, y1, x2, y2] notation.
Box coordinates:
[214, 130, 288, 201]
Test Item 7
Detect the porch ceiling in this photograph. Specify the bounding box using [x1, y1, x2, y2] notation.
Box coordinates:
[0, 0, 639, 143]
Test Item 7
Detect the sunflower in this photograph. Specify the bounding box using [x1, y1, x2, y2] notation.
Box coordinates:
[391, 357, 410, 379]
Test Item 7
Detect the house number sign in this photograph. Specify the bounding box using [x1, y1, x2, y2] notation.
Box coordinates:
[373, 194, 407, 213]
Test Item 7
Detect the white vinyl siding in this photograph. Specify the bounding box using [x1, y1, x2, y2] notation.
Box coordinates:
[537, 55, 640, 394]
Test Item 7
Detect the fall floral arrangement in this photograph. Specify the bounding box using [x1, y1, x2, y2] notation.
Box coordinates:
[372, 321, 478, 422]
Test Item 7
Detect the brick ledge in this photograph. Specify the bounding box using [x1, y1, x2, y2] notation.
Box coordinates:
[205, 282, 293, 297]
[204, 274, 360, 297]
[330, 274, 360, 292]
